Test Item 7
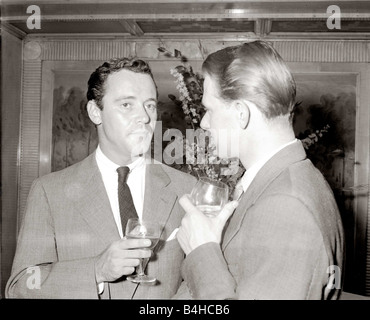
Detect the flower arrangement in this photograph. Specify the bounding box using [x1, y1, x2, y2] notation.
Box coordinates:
[158, 46, 245, 193]
[300, 124, 330, 150]
[158, 47, 330, 194]
[169, 67, 203, 128]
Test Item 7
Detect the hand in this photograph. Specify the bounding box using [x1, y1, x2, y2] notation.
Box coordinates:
[177, 194, 238, 255]
[94, 238, 152, 283]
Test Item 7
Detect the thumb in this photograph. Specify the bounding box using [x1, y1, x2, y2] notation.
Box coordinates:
[217, 200, 239, 225]
[179, 194, 202, 216]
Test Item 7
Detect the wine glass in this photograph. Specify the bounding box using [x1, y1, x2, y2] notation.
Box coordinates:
[125, 218, 160, 284]
[190, 177, 229, 218]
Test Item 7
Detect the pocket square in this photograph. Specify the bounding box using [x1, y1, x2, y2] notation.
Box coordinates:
[166, 228, 179, 241]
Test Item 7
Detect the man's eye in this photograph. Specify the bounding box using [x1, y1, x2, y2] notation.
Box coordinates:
[145, 103, 157, 110]
[121, 103, 131, 108]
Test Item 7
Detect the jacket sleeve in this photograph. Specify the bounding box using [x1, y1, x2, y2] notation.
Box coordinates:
[181, 194, 327, 300]
[6, 179, 99, 299]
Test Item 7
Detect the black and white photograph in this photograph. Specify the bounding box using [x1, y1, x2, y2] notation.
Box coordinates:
[1, 0, 370, 310]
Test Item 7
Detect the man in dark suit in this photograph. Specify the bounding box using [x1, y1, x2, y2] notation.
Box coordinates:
[176, 41, 345, 299]
[7, 57, 196, 299]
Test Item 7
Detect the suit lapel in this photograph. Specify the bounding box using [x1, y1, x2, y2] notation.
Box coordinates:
[142, 163, 177, 241]
[129, 163, 178, 299]
[222, 140, 307, 250]
[72, 153, 120, 247]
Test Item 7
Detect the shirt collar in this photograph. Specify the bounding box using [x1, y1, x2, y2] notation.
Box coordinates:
[95, 145, 145, 174]
[240, 139, 298, 192]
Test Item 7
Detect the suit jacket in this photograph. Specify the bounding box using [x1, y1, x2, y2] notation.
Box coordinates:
[179, 141, 345, 300]
[6, 152, 196, 299]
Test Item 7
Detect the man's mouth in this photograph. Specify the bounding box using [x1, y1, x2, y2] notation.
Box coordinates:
[130, 130, 150, 136]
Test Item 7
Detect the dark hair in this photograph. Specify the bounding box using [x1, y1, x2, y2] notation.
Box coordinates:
[202, 40, 296, 120]
[87, 57, 157, 109]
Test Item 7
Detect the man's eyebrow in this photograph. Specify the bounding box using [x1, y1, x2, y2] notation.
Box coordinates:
[145, 98, 158, 104]
[114, 96, 135, 102]
[114, 96, 157, 103]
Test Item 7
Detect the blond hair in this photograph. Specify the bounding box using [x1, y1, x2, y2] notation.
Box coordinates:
[202, 41, 296, 121]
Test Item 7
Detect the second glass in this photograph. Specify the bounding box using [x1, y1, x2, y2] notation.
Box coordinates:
[190, 177, 229, 218]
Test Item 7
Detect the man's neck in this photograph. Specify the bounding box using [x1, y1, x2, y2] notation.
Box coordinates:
[239, 131, 296, 171]
[98, 144, 142, 167]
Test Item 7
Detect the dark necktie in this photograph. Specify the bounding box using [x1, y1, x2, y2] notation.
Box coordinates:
[117, 166, 138, 234]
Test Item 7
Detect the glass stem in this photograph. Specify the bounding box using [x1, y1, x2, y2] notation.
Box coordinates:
[137, 258, 145, 277]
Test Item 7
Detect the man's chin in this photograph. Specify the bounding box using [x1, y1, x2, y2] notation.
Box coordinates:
[129, 144, 152, 158]
[214, 145, 239, 160]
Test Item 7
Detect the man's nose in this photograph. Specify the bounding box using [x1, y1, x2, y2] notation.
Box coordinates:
[137, 106, 150, 124]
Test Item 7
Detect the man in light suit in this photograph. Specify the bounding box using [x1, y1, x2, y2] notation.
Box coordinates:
[176, 41, 345, 299]
[6, 57, 196, 299]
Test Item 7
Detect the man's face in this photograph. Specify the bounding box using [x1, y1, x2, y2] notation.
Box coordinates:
[93, 69, 157, 164]
[200, 75, 240, 159]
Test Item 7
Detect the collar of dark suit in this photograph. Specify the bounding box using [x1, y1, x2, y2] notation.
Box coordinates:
[243, 139, 307, 204]
[222, 140, 307, 249]
[72, 152, 173, 239]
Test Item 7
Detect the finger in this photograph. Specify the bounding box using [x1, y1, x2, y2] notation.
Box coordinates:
[179, 194, 201, 215]
[217, 200, 239, 225]
[122, 249, 152, 259]
[176, 228, 189, 255]
[120, 258, 141, 267]
[121, 267, 136, 276]
[118, 238, 152, 250]
[176, 228, 184, 246]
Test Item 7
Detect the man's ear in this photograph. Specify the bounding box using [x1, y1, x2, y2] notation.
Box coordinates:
[233, 100, 250, 130]
[86, 100, 102, 125]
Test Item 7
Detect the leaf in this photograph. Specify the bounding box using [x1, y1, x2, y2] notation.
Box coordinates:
[175, 66, 186, 74]
[181, 56, 188, 63]
[168, 94, 177, 101]
[174, 49, 182, 58]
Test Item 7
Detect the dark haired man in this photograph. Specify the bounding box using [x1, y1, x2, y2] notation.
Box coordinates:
[176, 41, 344, 300]
[7, 57, 195, 299]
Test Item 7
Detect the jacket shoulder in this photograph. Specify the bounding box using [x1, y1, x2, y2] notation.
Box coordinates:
[37, 154, 95, 187]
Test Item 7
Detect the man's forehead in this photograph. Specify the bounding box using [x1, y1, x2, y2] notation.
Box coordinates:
[203, 75, 212, 89]
[107, 69, 148, 83]
[203, 75, 220, 100]
[104, 69, 155, 93]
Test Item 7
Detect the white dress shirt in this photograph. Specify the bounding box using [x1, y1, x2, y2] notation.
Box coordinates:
[95, 145, 147, 238]
[239, 139, 298, 193]
[95, 146, 147, 294]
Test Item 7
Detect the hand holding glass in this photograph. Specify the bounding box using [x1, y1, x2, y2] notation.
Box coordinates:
[190, 177, 229, 217]
[125, 218, 160, 284]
